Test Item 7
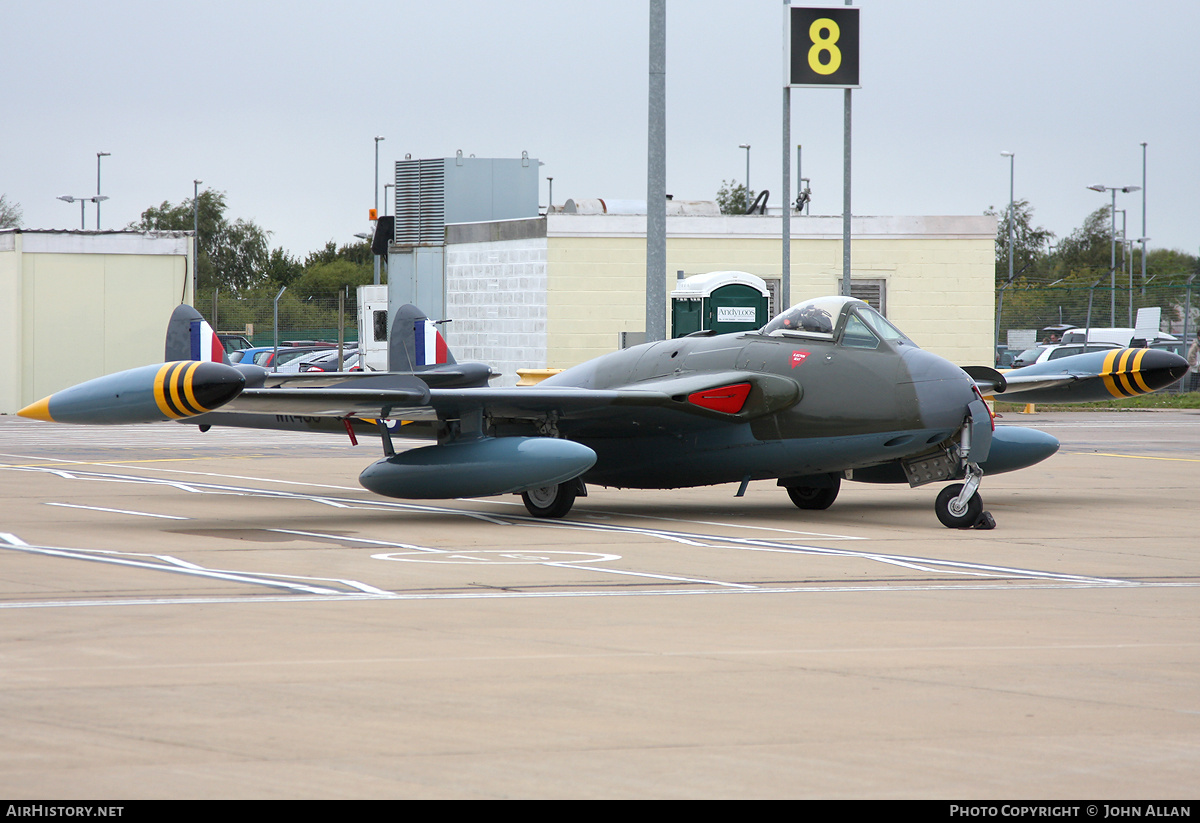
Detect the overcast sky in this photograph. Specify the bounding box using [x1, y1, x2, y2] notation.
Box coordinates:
[5, 1, 1197, 261]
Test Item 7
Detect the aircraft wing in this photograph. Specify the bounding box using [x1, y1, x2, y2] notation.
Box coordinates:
[211, 385, 667, 423]
[222, 385, 434, 418]
[20, 361, 798, 431]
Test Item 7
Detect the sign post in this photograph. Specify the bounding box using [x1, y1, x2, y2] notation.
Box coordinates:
[783, 5, 860, 307]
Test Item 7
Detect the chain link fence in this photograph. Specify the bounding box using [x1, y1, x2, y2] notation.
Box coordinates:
[196, 292, 359, 347]
[998, 283, 1200, 345]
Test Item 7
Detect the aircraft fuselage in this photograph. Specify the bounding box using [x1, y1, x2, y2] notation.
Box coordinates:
[539, 325, 981, 490]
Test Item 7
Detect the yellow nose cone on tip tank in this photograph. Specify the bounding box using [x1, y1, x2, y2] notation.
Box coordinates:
[17, 396, 54, 422]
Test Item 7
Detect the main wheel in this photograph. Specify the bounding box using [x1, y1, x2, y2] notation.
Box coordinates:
[521, 481, 578, 518]
[785, 475, 840, 510]
[935, 483, 984, 529]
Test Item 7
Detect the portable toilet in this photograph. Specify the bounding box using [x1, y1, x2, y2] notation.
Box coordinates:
[670, 271, 770, 337]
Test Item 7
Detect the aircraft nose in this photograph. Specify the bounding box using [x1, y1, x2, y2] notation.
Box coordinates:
[902, 348, 977, 428]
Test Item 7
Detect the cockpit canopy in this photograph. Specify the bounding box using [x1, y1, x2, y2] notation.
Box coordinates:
[761, 296, 914, 350]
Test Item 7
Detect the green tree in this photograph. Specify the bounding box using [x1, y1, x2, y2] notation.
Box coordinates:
[986, 199, 1055, 285]
[0, 193, 22, 228]
[1145, 248, 1199, 283]
[130, 189, 272, 294]
[262, 247, 304, 287]
[210, 218, 270, 293]
[716, 180, 755, 215]
[290, 259, 373, 303]
[304, 239, 374, 268]
[1049, 205, 1113, 279]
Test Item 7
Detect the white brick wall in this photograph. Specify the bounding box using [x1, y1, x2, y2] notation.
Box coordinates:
[445, 237, 549, 386]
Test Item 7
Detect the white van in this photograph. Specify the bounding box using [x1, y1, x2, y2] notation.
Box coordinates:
[1061, 327, 1179, 348]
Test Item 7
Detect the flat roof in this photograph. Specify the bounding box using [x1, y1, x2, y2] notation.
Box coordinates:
[0, 228, 191, 255]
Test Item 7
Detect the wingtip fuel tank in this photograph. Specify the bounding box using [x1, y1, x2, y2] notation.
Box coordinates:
[19, 361, 246, 424]
[996, 347, 1189, 404]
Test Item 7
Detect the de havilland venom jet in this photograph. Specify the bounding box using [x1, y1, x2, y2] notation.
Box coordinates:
[19, 297, 1188, 528]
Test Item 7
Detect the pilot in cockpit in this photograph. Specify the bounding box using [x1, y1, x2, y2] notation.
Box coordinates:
[778, 304, 834, 335]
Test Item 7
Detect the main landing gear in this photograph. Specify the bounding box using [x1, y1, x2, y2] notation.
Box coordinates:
[521, 479, 583, 518]
[783, 474, 841, 510]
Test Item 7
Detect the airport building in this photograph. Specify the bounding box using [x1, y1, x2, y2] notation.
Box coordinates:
[0, 229, 193, 414]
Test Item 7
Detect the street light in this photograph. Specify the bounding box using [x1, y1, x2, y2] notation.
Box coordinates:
[373, 135, 385, 286]
[193, 180, 203, 305]
[57, 195, 108, 230]
[1000, 151, 1015, 281]
[1087, 183, 1141, 325]
[997, 152, 1015, 355]
[1139, 142, 1148, 316]
[738, 143, 751, 198]
[96, 152, 110, 230]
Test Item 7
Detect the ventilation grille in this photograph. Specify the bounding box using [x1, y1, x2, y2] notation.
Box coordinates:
[850, 279, 886, 315]
[394, 159, 445, 245]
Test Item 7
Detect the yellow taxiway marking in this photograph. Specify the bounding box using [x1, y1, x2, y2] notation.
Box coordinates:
[1068, 451, 1200, 463]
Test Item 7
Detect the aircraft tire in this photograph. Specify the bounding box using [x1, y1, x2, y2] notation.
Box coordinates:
[521, 482, 577, 518]
[934, 483, 984, 529]
[785, 475, 840, 510]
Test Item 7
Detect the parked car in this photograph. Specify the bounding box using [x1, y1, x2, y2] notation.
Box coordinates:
[1061, 327, 1181, 349]
[217, 333, 252, 352]
[1009, 342, 1122, 369]
[275, 347, 362, 374]
[253, 346, 339, 369]
[226, 346, 275, 365]
[299, 350, 367, 373]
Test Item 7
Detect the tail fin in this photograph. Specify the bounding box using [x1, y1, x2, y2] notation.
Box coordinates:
[165, 304, 230, 364]
[388, 304, 457, 371]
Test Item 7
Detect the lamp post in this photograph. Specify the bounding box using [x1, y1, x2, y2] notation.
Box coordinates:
[373, 136, 385, 286]
[1088, 183, 1141, 325]
[1000, 151, 1015, 286]
[193, 180, 202, 304]
[96, 152, 110, 229]
[57, 195, 107, 230]
[739, 143, 751, 200]
[383, 183, 393, 216]
[1140, 143, 1148, 309]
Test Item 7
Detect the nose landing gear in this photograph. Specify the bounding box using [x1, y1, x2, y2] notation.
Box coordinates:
[935, 463, 995, 529]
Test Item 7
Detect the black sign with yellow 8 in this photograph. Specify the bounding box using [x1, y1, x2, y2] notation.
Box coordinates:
[789, 6, 860, 88]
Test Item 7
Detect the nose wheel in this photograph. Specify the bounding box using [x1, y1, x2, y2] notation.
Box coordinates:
[934, 483, 995, 529]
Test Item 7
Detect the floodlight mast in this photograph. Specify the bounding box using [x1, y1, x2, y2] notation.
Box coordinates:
[1088, 184, 1142, 325]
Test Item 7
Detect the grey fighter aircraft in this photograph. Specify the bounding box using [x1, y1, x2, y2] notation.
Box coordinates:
[19, 297, 1188, 528]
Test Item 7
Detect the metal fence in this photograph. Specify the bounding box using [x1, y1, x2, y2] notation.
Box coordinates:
[998, 283, 1199, 347]
[196, 292, 358, 347]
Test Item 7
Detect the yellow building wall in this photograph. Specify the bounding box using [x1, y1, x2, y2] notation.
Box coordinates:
[544, 214, 996, 369]
[1, 231, 192, 414]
